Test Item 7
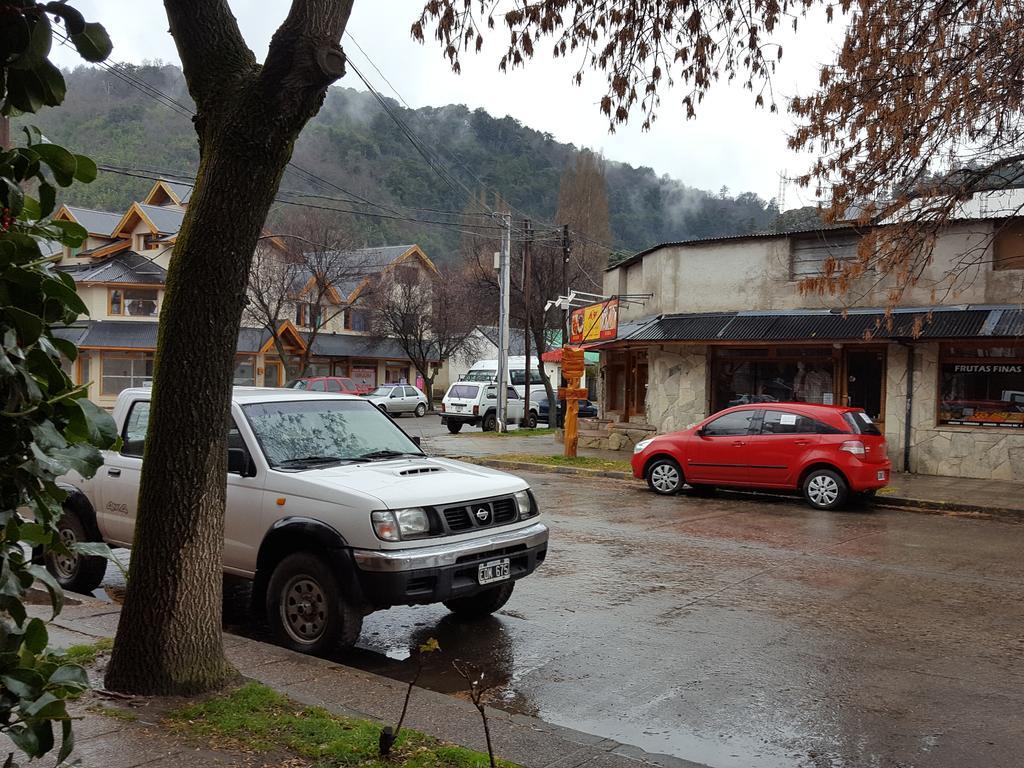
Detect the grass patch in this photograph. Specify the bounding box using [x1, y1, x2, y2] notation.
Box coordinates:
[56, 637, 114, 666]
[169, 682, 516, 768]
[465, 427, 559, 439]
[488, 453, 632, 473]
[89, 704, 138, 722]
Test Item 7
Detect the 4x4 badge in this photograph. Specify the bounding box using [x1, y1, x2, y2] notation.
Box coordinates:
[475, 507, 490, 522]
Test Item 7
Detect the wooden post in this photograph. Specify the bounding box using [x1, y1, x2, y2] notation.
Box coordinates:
[559, 346, 586, 458]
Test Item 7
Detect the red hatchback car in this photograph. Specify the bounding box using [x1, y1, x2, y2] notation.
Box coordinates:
[631, 403, 891, 510]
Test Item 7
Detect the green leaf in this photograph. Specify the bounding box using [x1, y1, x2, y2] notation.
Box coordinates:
[7, 724, 40, 756]
[31, 144, 76, 187]
[5, 69, 45, 114]
[32, 59, 66, 107]
[20, 125, 42, 146]
[73, 155, 97, 184]
[48, 219, 87, 247]
[48, 663, 88, 689]
[1, 669, 45, 700]
[66, 398, 117, 448]
[2, 176, 25, 217]
[58, 716, 74, 763]
[4, 307, 43, 346]
[25, 566, 62, 618]
[38, 182, 55, 217]
[23, 619, 47, 655]
[0, 13, 30, 61]
[22, 14, 53, 67]
[69, 22, 112, 63]
[17, 523, 50, 547]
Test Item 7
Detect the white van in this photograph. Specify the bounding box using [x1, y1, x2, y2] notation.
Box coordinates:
[463, 356, 562, 398]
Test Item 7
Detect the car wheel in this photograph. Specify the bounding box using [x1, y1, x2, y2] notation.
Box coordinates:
[527, 410, 538, 429]
[447, 421, 463, 434]
[646, 457, 684, 495]
[803, 468, 849, 511]
[443, 582, 514, 619]
[378, 404, 387, 412]
[45, 509, 107, 594]
[481, 412, 497, 432]
[415, 403, 426, 417]
[266, 552, 362, 655]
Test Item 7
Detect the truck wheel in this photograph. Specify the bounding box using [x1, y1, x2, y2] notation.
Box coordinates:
[481, 412, 497, 432]
[415, 403, 427, 417]
[803, 468, 849, 511]
[447, 421, 463, 434]
[45, 510, 107, 594]
[266, 552, 362, 655]
[526, 410, 538, 429]
[443, 582, 514, 619]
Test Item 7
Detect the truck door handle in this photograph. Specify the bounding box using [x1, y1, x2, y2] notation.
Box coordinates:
[107, 468, 121, 477]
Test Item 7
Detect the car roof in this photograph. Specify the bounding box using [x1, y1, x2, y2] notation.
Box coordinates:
[721, 402, 862, 414]
[119, 386, 364, 404]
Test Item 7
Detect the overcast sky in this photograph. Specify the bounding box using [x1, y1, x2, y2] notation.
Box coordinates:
[52, 1, 845, 203]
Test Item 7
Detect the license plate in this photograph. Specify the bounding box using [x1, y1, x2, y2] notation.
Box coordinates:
[451, 404, 464, 412]
[478, 558, 510, 585]
[877, 470, 886, 481]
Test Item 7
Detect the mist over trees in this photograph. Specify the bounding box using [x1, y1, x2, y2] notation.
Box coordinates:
[27, 64, 788, 260]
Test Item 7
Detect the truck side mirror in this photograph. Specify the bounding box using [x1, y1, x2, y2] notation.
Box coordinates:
[228, 448, 252, 476]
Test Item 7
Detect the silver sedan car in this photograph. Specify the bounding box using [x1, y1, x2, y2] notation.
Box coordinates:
[365, 384, 428, 417]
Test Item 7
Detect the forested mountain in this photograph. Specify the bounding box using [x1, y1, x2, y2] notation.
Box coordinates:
[25, 64, 789, 261]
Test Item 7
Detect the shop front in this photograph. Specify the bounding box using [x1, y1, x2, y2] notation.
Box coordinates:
[598, 306, 1024, 480]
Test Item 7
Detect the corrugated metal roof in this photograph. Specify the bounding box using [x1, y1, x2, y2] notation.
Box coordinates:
[64, 206, 122, 237]
[160, 179, 193, 204]
[621, 306, 1024, 344]
[310, 333, 413, 360]
[138, 204, 185, 234]
[60, 251, 166, 285]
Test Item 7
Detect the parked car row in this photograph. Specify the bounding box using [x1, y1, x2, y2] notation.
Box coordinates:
[288, 377, 429, 418]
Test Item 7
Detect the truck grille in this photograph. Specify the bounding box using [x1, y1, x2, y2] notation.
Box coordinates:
[438, 495, 519, 533]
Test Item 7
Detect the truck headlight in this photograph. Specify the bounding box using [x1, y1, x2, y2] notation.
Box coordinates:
[514, 489, 535, 518]
[394, 507, 430, 537]
[371, 508, 431, 540]
[634, 438, 654, 454]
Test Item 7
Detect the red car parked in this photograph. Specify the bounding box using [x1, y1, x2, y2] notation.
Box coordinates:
[631, 403, 891, 510]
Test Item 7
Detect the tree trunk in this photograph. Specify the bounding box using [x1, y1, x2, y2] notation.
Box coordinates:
[533, 325, 556, 415]
[423, 371, 435, 409]
[105, 0, 353, 695]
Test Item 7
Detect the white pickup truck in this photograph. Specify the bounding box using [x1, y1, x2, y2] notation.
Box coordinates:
[50, 387, 549, 654]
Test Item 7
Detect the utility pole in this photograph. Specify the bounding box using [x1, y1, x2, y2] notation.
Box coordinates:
[521, 219, 533, 427]
[559, 224, 572, 428]
[495, 212, 512, 432]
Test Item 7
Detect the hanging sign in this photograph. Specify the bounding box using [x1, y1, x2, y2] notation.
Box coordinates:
[569, 299, 619, 344]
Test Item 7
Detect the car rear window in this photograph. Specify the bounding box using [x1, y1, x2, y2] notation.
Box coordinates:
[448, 384, 479, 399]
[843, 411, 882, 435]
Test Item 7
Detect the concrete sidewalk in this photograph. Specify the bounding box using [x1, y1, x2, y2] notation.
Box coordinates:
[427, 431, 1024, 517]
[33, 598, 703, 768]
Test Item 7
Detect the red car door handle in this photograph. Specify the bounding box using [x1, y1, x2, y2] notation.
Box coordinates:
[732, 440, 745, 447]
[794, 440, 809, 446]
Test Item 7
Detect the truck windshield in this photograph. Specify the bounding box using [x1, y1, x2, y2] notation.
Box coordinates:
[447, 384, 480, 399]
[242, 399, 423, 468]
[464, 370, 495, 382]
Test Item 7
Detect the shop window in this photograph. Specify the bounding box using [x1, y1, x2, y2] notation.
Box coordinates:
[101, 353, 154, 395]
[993, 220, 1024, 270]
[385, 365, 409, 384]
[711, 349, 835, 413]
[938, 344, 1024, 428]
[351, 364, 377, 390]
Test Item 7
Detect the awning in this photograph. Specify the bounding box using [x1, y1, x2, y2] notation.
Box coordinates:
[619, 305, 1024, 344]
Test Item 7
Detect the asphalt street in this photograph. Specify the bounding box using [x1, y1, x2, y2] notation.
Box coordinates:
[87, 448, 1024, 768]
[346, 471, 1024, 768]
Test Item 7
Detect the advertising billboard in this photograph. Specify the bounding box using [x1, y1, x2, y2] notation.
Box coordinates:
[569, 299, 619, 344]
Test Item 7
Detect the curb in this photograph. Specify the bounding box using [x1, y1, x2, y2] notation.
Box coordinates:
[459, 457, 1024, 520]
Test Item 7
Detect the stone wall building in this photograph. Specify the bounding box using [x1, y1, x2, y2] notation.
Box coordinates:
[592, 203, 1024, 481]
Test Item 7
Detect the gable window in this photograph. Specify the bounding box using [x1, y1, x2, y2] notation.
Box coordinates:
[993, 220, 1024, 270]
[790, 233, 861, 279]
[348, 308, 370, 332]
[295, 302, 307, 327]
[110, 288, 158, 317]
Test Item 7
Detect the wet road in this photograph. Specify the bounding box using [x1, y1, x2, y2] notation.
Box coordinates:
[346, 473, 1024, 768]
[91, 469, 1024, 768]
